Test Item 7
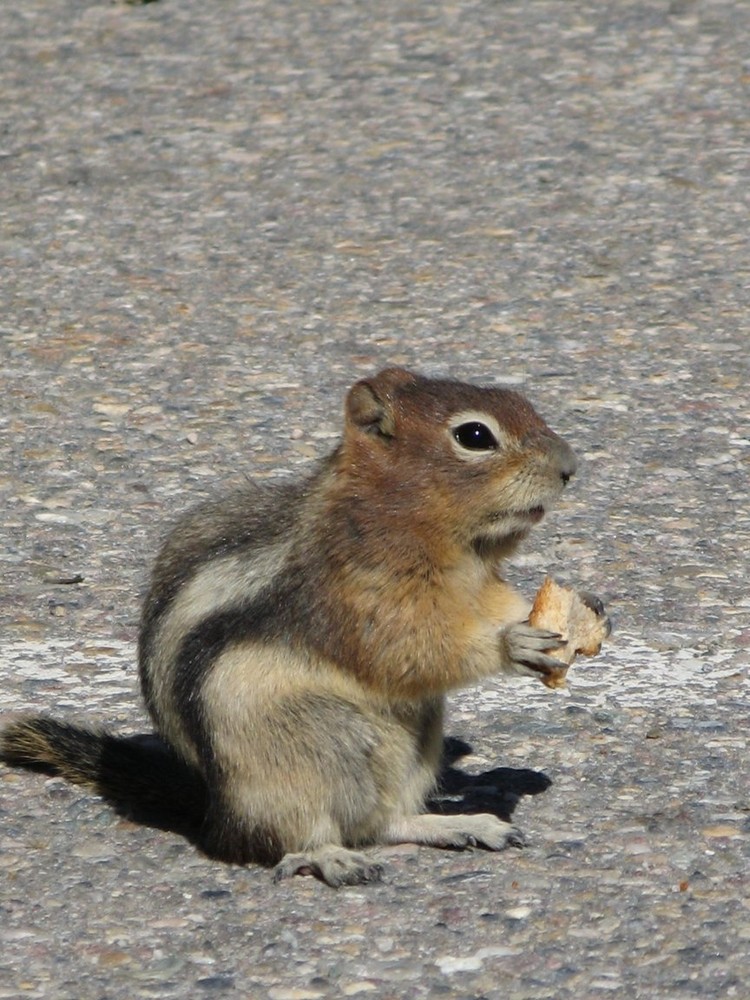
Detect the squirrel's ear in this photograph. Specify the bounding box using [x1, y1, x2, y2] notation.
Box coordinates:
[346, 367, 416, 438]
[346, 381, 395, 437]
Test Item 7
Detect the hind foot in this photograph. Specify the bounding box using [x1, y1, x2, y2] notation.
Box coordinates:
[385, 812, 526, 851]
[272, 844, 385, 888]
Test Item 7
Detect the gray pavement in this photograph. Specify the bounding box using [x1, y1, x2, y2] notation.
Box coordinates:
[1, 1, 749, 997]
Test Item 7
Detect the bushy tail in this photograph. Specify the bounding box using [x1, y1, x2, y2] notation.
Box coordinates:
[1, 716, 207, 835]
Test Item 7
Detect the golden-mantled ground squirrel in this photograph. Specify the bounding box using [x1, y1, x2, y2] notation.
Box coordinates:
[1, 367, 605, 886]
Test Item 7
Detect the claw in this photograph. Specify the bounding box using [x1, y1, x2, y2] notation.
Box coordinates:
[513, 625, 564, 648]
[521, 650, 568, 670]
[579, 592, 605, 618]
[506, 827, 527, 849]
[538, 631, 566, 649]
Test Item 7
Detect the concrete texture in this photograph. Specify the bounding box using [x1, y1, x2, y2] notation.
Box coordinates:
[1, 1, 748, 997]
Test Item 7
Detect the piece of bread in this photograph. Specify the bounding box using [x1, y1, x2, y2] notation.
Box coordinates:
[528, 577, 611, 688]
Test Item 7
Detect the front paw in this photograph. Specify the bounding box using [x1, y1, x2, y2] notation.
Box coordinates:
[500, 622, 567, 678]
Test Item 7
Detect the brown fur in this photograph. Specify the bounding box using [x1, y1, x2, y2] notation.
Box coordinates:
[1, 368, 588, 886]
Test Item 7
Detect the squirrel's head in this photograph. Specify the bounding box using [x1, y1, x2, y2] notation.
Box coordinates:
[341, 367, 577, 558]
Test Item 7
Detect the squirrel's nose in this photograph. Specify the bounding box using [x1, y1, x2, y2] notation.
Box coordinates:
[545, 434, 577, 486]
[558, 440, 577, 485]
[523, 429, 577, 486]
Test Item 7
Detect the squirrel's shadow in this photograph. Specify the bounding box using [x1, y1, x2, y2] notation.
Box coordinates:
[29, 732, 551, 852]
[429, 736, 552, 824]
[114, 734, 551, 839]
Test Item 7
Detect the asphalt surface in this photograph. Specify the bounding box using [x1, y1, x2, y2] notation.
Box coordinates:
[2, 1, 749, 998]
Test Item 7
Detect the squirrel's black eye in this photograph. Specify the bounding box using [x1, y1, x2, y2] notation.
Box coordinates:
[453, 421, 498, 451]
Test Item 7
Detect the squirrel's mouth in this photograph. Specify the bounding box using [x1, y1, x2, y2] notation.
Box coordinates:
[478, 506, 547, 546]
[526, 505, 545, 523]
[486, 505, 546, 527]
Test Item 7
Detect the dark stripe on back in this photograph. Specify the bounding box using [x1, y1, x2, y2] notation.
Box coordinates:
[137, 471, 328, 713]
[171, 577, 302, 761]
